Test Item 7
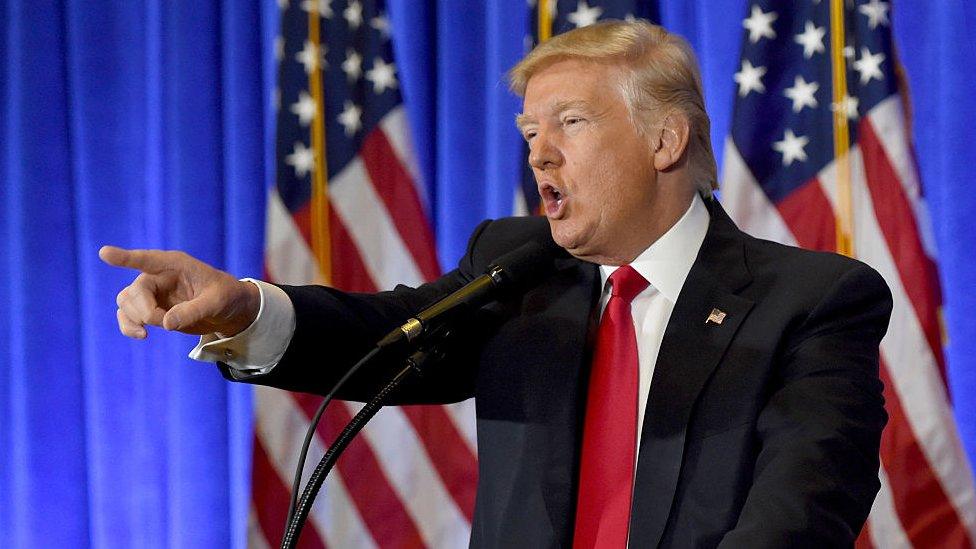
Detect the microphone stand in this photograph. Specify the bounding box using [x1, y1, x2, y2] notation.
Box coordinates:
[279, 328, 453, 549]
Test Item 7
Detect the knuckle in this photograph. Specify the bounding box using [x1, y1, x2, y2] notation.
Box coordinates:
[116, 288, 129, 308]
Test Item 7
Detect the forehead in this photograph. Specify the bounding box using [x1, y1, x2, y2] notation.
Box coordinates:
[521, 58, 625, 116]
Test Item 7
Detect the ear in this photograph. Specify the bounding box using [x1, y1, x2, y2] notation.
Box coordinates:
[652, 113, 690, 172]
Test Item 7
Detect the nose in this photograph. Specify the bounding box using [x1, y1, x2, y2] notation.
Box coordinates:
[528, 130, 563, 170]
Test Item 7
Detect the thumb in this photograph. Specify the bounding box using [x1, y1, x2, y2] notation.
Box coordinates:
[162, 291, 222, 332]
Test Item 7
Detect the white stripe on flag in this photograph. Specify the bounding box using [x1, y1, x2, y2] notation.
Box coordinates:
[265, 187, 325, 286]
[512, 185, 530, 217]
[865, 98, 940, 259]
[255, 387, 378, 549]
[445, 399, 478, 454]
[345, 402, 472, 548]
[379, 108, 428, 211]
[246, 508, 273, 549]
[720, 138, 799, 246]
[868, 466, 913, 549]
[817, 147, 976, 539]
[330, 157, 426, 290]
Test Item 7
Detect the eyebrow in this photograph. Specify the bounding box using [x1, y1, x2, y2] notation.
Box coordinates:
[515, 100, 591, 131]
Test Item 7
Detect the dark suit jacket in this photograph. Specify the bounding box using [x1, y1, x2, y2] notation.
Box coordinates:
[226, 198, 892, 548]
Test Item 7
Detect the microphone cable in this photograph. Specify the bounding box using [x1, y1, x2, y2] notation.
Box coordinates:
[283, 345, 381, 532]
[281, 336, 450, 549]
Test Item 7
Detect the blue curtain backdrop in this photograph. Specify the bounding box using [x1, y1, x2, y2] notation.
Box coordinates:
[1, 0, 973, 546]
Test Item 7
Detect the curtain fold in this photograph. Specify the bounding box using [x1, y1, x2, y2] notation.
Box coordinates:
[0, 1, 270, 546]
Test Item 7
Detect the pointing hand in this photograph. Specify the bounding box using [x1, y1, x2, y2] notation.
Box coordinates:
[99, 246, 260, 339]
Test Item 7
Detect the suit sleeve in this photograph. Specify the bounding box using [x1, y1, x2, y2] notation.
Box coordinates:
[217, 219, 496, 404]
[719, 264, 893, 548]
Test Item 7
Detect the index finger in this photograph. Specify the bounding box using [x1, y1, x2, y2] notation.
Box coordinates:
[99, 245, 180, 274]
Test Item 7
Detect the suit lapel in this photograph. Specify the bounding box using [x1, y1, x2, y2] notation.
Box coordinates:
[628, 200, 755, 547]
[533, 255, 600, 543]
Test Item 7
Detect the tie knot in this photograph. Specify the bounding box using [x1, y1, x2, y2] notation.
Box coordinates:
[608, 265, 649, 303]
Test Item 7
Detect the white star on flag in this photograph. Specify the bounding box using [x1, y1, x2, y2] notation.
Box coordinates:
[734, 59, 767, 97]
[831, 94, 860, 120]
[295, 40, 326, 74]
[338, 100, 362, 136]
[743, 5, 777, 44]
[783, 75, 819, 113]
[366, 58, 398, 94]
[290, 91, 317, 126]
[277, 0, 289, 10]
[342, 49, 362, 81]
[794, 21, 826, 58]
[567, 1, 603, 28]
[853, 47, 885, 85]
[344, 0, 363, 29]
[371, 15, 391, 40]
[285, 141, 315, 177]
[772, 129, 809, 166]
[301, 0, 332, 18]
[859, 0, 890, 29]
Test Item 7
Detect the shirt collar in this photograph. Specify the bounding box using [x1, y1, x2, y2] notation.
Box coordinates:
[599, 193, 710, 303]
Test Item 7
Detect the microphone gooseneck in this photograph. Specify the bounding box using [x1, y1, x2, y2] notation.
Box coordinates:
[377, 240, 558, 350]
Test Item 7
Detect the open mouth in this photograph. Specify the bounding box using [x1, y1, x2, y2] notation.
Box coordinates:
[539, 183, 566, 218]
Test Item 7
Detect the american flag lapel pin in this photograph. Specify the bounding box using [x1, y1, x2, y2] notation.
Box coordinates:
[706, 308, 727, 325]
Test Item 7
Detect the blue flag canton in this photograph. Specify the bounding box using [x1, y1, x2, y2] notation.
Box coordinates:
[275, 0, 401, 213]
[730, 0, 898, 204]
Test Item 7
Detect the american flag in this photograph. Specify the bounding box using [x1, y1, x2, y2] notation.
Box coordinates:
[252, 0, 477, 546]
[721, 1, 976, 546]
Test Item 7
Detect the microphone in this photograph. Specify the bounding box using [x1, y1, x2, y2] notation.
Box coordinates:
[376, 241, 558, 350]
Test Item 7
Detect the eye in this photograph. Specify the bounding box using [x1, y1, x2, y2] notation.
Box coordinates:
[562, 116, 584, 128]
[522, 129, 537, 142]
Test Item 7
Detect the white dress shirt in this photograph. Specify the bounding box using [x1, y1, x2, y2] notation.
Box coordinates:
[190, 194, 711, 420]
[596, 194, 710, 447]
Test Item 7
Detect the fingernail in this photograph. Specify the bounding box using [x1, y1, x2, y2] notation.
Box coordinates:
[167, 314, 180, 329]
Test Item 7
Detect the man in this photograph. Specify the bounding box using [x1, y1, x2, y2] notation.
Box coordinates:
[102, 21, 892, 548]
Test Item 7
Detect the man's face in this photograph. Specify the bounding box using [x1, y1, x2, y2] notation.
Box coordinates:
[518, 58, 659, 263]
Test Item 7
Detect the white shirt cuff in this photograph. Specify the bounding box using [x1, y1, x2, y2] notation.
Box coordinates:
[189, 278, 296, 378]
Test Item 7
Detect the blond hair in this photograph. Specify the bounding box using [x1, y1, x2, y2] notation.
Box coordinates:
[509, 20, 718, 195]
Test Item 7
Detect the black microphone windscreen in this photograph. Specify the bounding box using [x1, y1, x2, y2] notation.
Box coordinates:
[488, 241, 559, 293]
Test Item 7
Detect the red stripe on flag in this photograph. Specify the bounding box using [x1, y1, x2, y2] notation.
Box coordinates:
[877, 356, 973, 547]
[290, 202, 314, 246]
[292, 393, 427, 548]
[776, 178, 837, 252]
[252, 437, 328, 549]
[855, 521, 873, 549]
[288, 201, 379, 293]
[859, 118, 947, 380]
[329, 204, 379, 293]
[360, 128, 441, 281]
[402, 405, 478, 521]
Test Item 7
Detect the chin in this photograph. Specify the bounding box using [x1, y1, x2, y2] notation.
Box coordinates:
[548, 221, 596, 258]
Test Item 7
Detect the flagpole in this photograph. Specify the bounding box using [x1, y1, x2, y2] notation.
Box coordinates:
[308, 6, 333, 284]
[829, 0, 854, 258]
[537, 0, 553, 43]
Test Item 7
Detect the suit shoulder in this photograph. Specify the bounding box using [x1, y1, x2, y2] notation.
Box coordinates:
[741, 234, 890, 302]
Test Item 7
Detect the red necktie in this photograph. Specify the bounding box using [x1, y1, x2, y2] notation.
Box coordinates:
[573, 265, 649, 548]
